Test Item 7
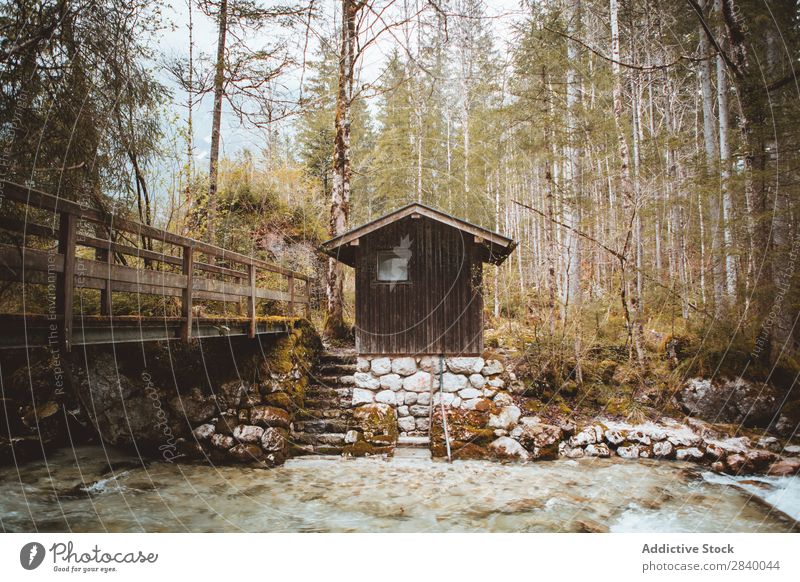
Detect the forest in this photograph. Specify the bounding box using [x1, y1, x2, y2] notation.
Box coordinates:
[1, 0, 798, 422]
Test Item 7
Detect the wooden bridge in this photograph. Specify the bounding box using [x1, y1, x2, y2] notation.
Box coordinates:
[0, 180, 311, 350]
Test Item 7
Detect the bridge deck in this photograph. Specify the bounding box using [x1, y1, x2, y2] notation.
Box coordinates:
[0, 314, 293, 349]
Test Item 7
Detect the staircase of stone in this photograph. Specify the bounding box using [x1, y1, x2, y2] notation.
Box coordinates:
[394, 435, 432, 460]
[290, 349, 357, 456]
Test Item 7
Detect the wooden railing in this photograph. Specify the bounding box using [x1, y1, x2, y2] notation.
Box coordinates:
[0, 180, 311, 350]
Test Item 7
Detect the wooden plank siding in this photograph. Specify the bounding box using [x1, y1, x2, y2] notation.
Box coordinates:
[355, 215, 484, 355]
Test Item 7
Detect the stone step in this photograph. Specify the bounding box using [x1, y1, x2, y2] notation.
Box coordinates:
[319, 352, 356, 365]
[295, 409, 349, 421]
[302, 397, 352, 410]
[316, 363, 357, 375]
[315, 374, 356, 387]
[312, 445, 345, 455]
[304, 386, 351, 399]
[397, 435, 430, 447]
[393, 447, 432, 461]
[291, 432, 347, 446]
[293, 419, 351, 434]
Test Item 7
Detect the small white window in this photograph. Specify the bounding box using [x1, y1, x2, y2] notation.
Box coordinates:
[376, 250, 409, 282]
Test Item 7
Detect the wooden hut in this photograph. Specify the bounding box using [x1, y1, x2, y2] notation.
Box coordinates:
[321, 203, 517, 355]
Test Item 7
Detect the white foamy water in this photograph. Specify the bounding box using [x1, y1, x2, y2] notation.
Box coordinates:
[0, 447, 796, 532]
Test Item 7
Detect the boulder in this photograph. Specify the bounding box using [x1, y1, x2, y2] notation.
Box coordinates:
[493, 392, 514, 407]
[725, 454, 747, 474]
[391, 357, 418, 376]
[616, 445, 641, 459]
[370, 358, 392, 376]
[570, 425, 604, 447]
[679, 377, 783, 427]
[352, 403, 397, 446]
[584, 443, 611, 457]
[169, 389, 217, 424]
[260, 427, 288, 454]
[489, 436, 530, 461]
[745, 449, 779, 472]
[233, 424, 264, 444]
[604, 429, 626, 446]
[250, 406, 290, 430]
[379, 374, 403, 391]
[488, 406, 521, 430]
[675, 447, 704, 462]
[229, 443, 264, 463]
[192, 423, 215, 441]
[214, 412, 239, 436]
[767, 458, 800, 477]
[515, 421, 562, 459]
[403, 371, 434, 392]
[652, 440, 674, 458]
[446, 357, 485, 375]
[211, 433, 234, 450]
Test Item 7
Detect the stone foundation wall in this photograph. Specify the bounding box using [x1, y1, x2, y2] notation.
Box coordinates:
[0, 317, 321, 469]
[351, 355, 508, 437]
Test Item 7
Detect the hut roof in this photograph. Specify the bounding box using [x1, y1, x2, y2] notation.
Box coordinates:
[320, 202, 517, 268]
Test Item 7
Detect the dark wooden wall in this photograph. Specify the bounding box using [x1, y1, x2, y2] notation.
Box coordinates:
[355, 215, 484, 355]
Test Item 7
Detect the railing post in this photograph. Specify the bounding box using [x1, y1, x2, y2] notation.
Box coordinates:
[304, 279, 311, 319]
[56, 212, 77, 352]
[287, 274, 295, 317]
[181, 245, 194, 342]
[96, 247, 113, 316]
[248, 264, 256, 338]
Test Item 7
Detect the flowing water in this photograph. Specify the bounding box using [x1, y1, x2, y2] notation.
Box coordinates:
[0, 446, 797, 533]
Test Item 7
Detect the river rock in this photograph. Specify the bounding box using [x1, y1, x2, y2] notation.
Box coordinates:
[745, 449, 779, 471]
[250, 405, 290, 429]
[767, 458, 800, 477]
[370, 358, 392, 376]
[192, 423, 215, 441]
[604, 429, 626, 446]
[352, 388, 375, 405]
[441, 373, 468, 392]
[391, 357, 417, 376]
[652, 440, 674, 458]
[404, 371, 433, 392]
[168, 389, 217, 424]
[233, 424, 264, 444]
[515, 422, 562, 459]
[229, 443, 263, 463]
[675, 447, 704, 461]
[344, 430, 359, 444]
[725, 454, 746, 473]
[616, 445, 641, 459]
[354, 372, 380, 390]
[488, 405, 521, 430]
[585, 443, 611, 457]
[570, 425, 604, 447]
[379, 374, 403, 391]
[756, 437, 782, 452]
[259, 428, 286, 455]
[489, 436, 530, 461]
[446, 357, 485, 375]
[211, 433, 234, 450]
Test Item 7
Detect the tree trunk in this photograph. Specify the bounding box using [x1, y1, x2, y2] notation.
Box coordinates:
[207, 0, 227, 244]
[325, 0, 359, 339]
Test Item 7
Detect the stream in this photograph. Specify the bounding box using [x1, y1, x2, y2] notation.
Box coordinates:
[0, 446, 797, 532]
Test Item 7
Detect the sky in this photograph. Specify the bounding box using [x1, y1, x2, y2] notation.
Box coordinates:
[154, 0, 527, 165]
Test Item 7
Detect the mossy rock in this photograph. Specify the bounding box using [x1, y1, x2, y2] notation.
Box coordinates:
[353, 403, 398, 445]
[431, 408, 494, 445]
[263, 392, 294, 410]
